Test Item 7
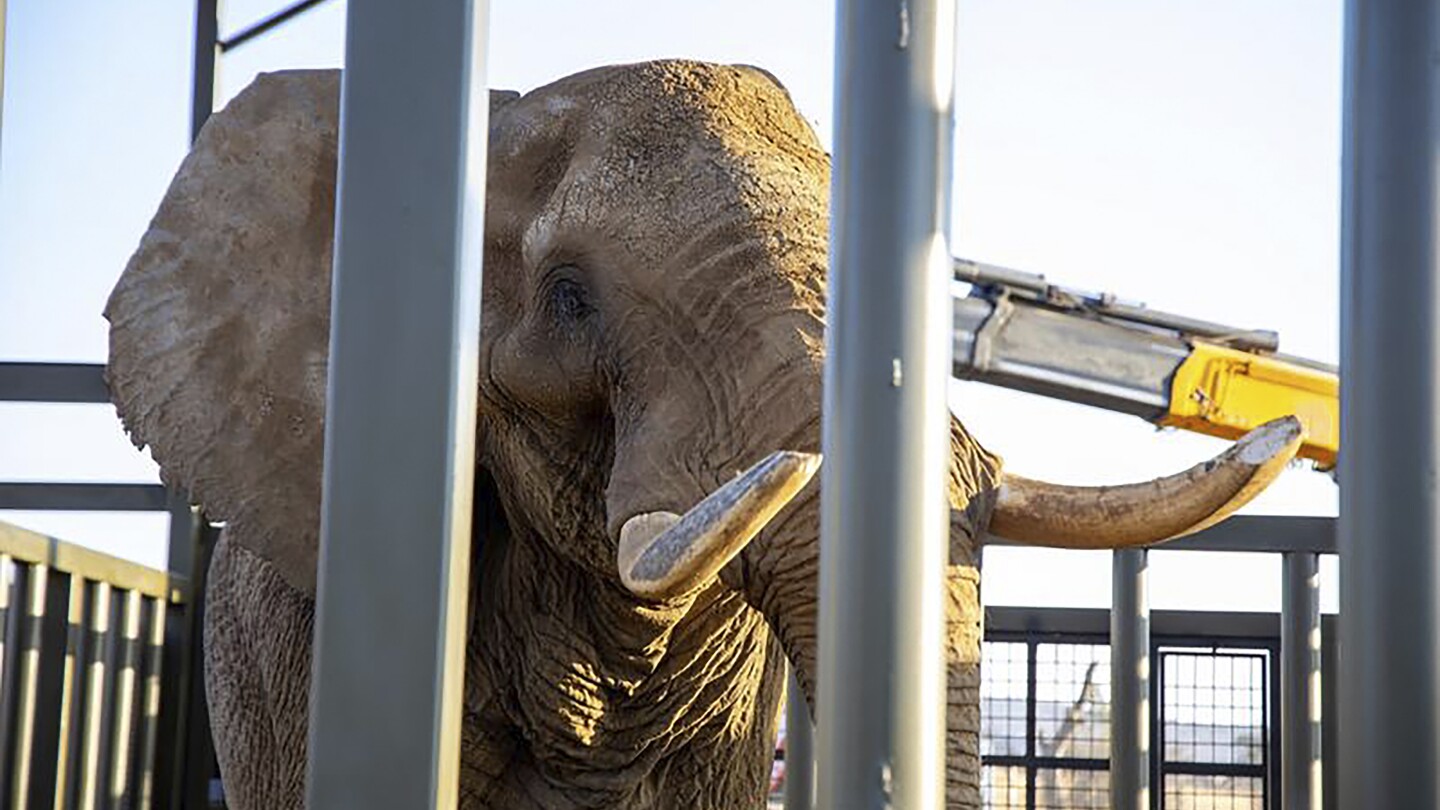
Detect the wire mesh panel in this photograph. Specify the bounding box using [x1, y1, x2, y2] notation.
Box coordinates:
[1162, 774, 1265, 809]
[1162, 651, 1267, 766]
[1034, 767, 1108, 809]
[981, 633, 1275, 810]
[1035, 644, 1110, 760]
[1158, 648, 1269, 810]
[982, 641, 1028, 758]
[981, 638, 1110, 810]
[982, 764, 1027, 809]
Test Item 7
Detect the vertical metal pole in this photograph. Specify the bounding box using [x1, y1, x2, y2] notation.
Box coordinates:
[1320, 615, 1339, 810]
[1110, 549, 1149, 810]
[1281, 552, 1322, 810]
[818, 1, 956, 807]
[189, 0, 219, 141]
[171, 5, 220, 791]
[1340, 1, 1440, 807]
[784, 668, 814, 810]
[306, 1, 490, 807]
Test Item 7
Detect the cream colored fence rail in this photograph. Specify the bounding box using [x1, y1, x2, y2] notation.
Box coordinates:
[0, 519, 198, 808]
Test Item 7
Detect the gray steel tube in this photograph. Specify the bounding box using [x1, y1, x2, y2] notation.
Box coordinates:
[188, 0, 218, 141]
[784, 668, 814, 810]
[1281, 552, 1322, 810]
[1109, 549, 1149, 810]
[817, 0, 957, 807]
[1339, 1, 1440, 806]
[306, 1, 490, 807]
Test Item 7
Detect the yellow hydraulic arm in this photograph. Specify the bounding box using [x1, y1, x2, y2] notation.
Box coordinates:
[1159, 342, 1338, 468]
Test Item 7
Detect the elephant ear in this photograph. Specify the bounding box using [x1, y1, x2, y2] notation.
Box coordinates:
[105, 69, 518, 597]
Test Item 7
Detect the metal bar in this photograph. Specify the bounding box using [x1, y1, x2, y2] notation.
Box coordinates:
[0, 364, 110, 404]
[1265, 637, 1280, 810]
[177, 526, 216, 810]
[1148, 643, 1162, 810]
[987, 606, 1283, 639]
[165, 497, 194, 582]
[52, 575, 87, 810]
[817, 1, 956, 808]
[953, 259, 1284, 354]
[0, 522, 180, 602]
[1281, 552, 1323, 809]
[1024, 640, 1037, 810]
[1339, 0, 1440, 806]
[1320, 615, 1339, 810]
[1109, 549, 1150, 810]
[5, 564, 46, 808]
[306, 1, 490, 807]
[190, 0, 219, 141]
[134, 597, 165, 809]
[105, 590, 142, 805]
[0, 483, 169, 512]
[986, 514, 1337, 555]
[0, 555, 16, 797]
[75, 582, 112, 810]
[784, 668, 813, 810]
[953, 295, 1183, 419]
[1155, 761, 1269, 779]
[21, 569, 70, 810]
[981, 755, 1108, 772]
[218, 0, 332, 51]
[153, 516, 213, 810]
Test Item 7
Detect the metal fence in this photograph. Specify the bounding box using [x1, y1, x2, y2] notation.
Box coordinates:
[978, 608, 1339, 810]
[0, 362, 219, 809]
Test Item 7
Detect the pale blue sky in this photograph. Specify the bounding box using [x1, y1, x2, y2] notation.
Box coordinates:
[0, 0, 1344, 609]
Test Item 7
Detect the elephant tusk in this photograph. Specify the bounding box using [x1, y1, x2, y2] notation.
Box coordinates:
[988, 415, 1303, 549]
[618, 450, 822, 601]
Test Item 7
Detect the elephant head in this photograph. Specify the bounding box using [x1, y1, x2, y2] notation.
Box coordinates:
[104, 62, 1299, 808]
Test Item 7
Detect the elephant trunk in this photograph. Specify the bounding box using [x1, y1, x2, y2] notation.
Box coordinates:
[715, 418, 1002, 808]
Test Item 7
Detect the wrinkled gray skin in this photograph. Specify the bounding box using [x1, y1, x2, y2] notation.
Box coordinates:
[105, 62, 1000, 808]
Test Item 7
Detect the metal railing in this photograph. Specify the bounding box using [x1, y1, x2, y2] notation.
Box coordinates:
[775, 521, 1335, 810]
[980, 607, 1339, 810]
[0, 361, 219, 808]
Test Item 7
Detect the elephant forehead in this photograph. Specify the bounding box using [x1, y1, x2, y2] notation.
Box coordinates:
[486, 60, 828, 265]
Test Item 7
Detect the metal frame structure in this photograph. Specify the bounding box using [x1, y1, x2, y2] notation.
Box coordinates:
[1110, 549, 1150, 810]
[14, 0, 1440, 807]
[818, 1, 957, 807]
[305, 1, 491, 807]
[0, 362, 219, 809]
[984, 607, 1311, 810]
[1339, 0, 1440, 807]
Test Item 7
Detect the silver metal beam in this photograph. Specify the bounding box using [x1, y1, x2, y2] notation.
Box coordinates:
[1109, 549, 1149, 810]
[1339, 1, 1440, 806]
[817, 0, 956, 807]
[306, 1, 490, 807]
[1281, 552, 1323, 810]
[953, 296, 1182, 419]
[784, 668, 814, 810]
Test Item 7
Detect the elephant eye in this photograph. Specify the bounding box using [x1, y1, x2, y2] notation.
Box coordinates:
[544, 269, 593, 324]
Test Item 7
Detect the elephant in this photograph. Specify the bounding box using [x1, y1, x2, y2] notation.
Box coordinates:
[103, 61, 1300, 809]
